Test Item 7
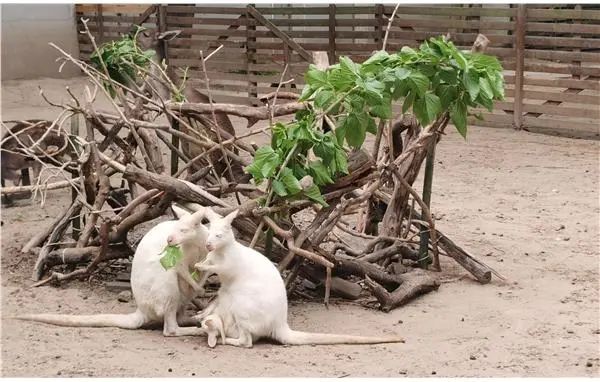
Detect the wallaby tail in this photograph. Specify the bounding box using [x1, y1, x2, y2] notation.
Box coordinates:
[276, 325, 404, 346]
[14, 310, 146, 329]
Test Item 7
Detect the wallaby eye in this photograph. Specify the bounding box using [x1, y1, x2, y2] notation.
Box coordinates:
[216, 234, 223, 239]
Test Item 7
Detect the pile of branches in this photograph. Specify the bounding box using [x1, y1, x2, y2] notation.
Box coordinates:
[5, 19, 504, 312]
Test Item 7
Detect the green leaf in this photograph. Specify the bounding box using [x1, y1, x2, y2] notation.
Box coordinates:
[314, 89, 335, 109]
[305, 65, 329, 87]
[313, 133, 336, 164]
[272, 179, 288, 196]
[279, 167, 302, 195]
[408, 72, 430, 96]
[489, 71, 505, 99]
[366, 116, 378, 134]
[479, 76, 494, 100]
[394, 67, 411, 81]
[469, 53, 503, 72]
[437, 85, 457, 109]
[343, 113, 367, 149]
[334, 124, 346, 146]
[303, 184, 328, 207]
[160, 245, 184, 270]
[477, 94, 494, 111]
[450, 49, 468, 70]
[370, 98, 392, 119]
[463, 70, 480, 101]
[439, 68, 458, 85]
[413, 92, 441, 126]
[362, 50, 390, 66]
[328, 66, 356, 91]
[245, 146, 280, 181]
[299, 85, 317, 101]
[334, 148, 349, 175]
[308, 160, 334, 185]
[450, 100, 468, 138]
[339, 56, 361, 77]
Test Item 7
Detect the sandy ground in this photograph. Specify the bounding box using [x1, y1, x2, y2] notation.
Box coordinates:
[1, 77, 599, 377]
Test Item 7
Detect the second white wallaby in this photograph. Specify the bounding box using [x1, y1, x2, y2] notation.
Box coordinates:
[194, 209, 405, 347]
[16, 205, 211, 337]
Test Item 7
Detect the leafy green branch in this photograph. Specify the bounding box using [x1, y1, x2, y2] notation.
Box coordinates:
[246, 36, 505, 207]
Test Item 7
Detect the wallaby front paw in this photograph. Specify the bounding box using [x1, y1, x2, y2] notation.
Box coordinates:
[194, 261, 208, 272]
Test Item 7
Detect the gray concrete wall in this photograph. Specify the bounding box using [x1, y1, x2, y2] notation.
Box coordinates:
[1, 4, 80, 80]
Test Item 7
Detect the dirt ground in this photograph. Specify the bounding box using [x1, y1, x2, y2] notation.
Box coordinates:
[1, 77, 599, 377]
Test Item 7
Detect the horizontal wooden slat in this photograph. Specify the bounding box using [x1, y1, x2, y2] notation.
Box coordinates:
[76, 4, 152, 14]
[391, 18, 514, 31]
[527, 8, 600, 21]
[503, 75, 600, 91]
[526, 21, 600, 35]
[503, 61, 600, 77]
[525, 36, 600, 50]
[496, 101, 600, 119]
[255, 6, 375, 15]
[384, 6, 516, 18]
[505, 89, 600, 105]
[166, 6, 245, 15]
[524, 49, 600, 63]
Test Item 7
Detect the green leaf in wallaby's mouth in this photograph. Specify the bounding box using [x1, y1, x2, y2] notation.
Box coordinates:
[160, 245, 184, 270]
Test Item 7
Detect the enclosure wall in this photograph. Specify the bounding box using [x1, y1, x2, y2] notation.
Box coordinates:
[74, 4, 600, 136]
[1, 4, 80, 80]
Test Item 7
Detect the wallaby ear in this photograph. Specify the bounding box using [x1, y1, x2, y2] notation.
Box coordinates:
[157, 30, 181, 41]
[224, 209, 239, 224]
[190, 207, 207, 225]
[204, 207, 222, 223]
[172, 205, 191, 219]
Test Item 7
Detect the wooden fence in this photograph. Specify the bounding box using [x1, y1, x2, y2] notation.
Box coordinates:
[75, 4, 600, 136]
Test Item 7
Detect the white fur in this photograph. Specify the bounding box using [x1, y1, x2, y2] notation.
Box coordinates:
[16, 205, 210, 337]
[194, 209, 405, 347]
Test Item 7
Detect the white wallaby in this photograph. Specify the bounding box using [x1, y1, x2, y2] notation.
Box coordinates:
[193, 209, 405, 347]
[16, 205, 211, 337]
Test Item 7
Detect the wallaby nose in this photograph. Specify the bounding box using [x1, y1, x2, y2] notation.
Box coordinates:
[206, 242, 214, 251]
[167, 235, 174, 245]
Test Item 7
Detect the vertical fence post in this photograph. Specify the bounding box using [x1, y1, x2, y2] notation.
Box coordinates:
[328, 4, 336, 64]
[96, 5, 104, 44]
[246, 5, 258, 106]
[375, 4, 384, 50]
[513, 4, 526, 130]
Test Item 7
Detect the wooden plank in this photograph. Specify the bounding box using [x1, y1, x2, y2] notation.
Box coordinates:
[133, 4, 158, 27]
[505, 89, 600, 105]
[524, 49, 600, 63]
[389, 18, 514, 31]
[504, 76, 600, 91]
[83, 15, 157, 24]
[246, 5, 313, 63]
[503, 61, 600, 77]
[77, 4, 152, 14]
[329, 4, 336, 64]
[383, 5, 516, 18]
[166, 6, 245, 15]
[167, 16, 254, 27]
[527, 8, 600, 21]
[524, 36, 600, 50]
[513, 4, 526, 130]
[255, 6, 375, 15]
[526, 21, 600, 35]
[96, 5, 105, 44]
[388, 30, 514, 45]
[496, 101, 600, 119]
